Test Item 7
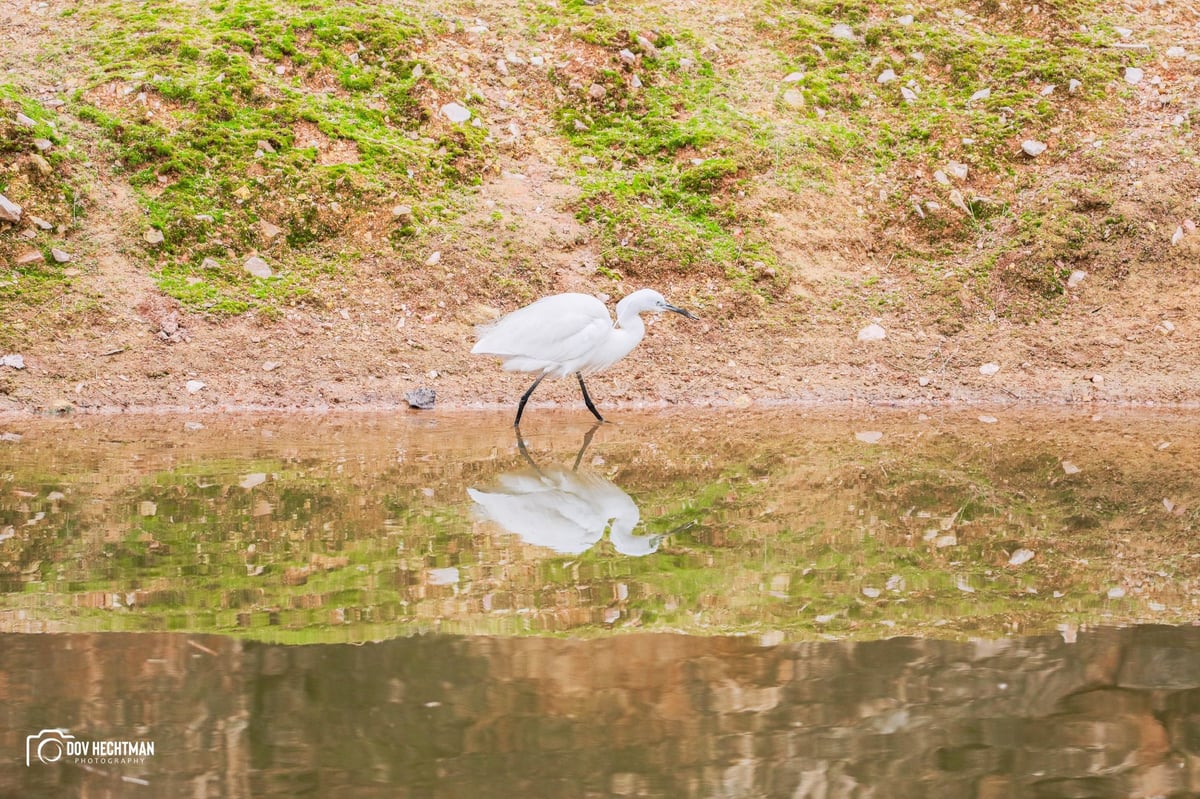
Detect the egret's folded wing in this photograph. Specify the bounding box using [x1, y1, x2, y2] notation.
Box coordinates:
[472, 297, 611, 367]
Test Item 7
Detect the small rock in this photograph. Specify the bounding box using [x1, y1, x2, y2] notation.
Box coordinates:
[495, 58, 509, 75]
[579, 155, 598, 165]
[1008, 548, 1035, 566]
[978, 415, 998, 424]
[16, 250, 44, 265]
[782, 89, 804, 108]
[50, 248, 71, 263]
[1068, 79, 1081, 93]
[30, 154, 52, 177]
[391, 204, 413, 219]
[0, 193, 23, 223]
[862, 587, 881, 598]
[186, 380, 206, 394]
[425, 251, 442, 266]
[184, 421, 205, 431]
[243, 256, 272, 278]
[1171, 226, 1184, 245]
[1124, 67, 1144, 85]
[139, 501, 157, 517]
[1021, 140, 1047, 157]
[830, 22, 856, 40]
[635, 35, 658, 59]
[262, 361, 280, 372]
[200, 257, 221, 270]
[733, 393, 752, 409]
[143, 228, 164, 245]
[618, 48, 636, 65]
[876, 69, 897, 84]
[426, 370, 439, 380]
[406, 388, 436, 409]
[29, 215, 52, 230]
[257, 139, 276, 154]
[968, 87, 991, 103]
[782, 71, 804, 83]
[855, 431, 883, 444]
[897, 14, 914, 25]
[1156, 319, 1176, 335]
[1062, 460, 1081, 474]
[1107, 586, 1126, 599]
[0, 432, 22, 442]
[529, 55, 545, 66]
[1067, 269, 1087, 288]
[1166, 46, 1186, 58]
[979, 362, 1000, 375]
[15, 112, 36, 127]
[1, 354, 26, 369]
[949, 189, 969, 214]
[934, 169, 949, 185]
[629, 74, 643, 90]
[257, 219, 283, 240]
[240, 473, 267, 490]
[33, 138, 52, 151]
[947, 161, 968, 180]
[918, 376, 931, 387]
[900, 86, 917, 103]
[1163, 498, 1176, 513]
[1040, 84, 1056, 96]
[440, 102, 471, 123]
[587, 83, 607, 100]
[857, 323, 886, 342]
[573, 119, 589, 131]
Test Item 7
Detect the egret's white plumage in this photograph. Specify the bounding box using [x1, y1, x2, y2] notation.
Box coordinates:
[472, 289, 698, 425]
[467, 429, 663, 556]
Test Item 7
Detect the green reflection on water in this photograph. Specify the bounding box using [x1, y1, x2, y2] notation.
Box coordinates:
[0, 409, 1196, 642]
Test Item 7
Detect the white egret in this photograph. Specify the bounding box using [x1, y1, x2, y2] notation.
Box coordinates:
[467, 427, 665, 556]
[471, 289, 698, 426]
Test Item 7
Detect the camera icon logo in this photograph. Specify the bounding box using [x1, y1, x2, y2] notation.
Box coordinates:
[26, 729, 74, 766]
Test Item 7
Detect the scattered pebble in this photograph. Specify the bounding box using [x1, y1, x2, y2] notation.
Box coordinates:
[635, 35, 658, 59]
[1166, 46, 1186, 58]
[918, 376, 931, 387]
[947, 161, 968, 180]
[855, 431, 883, 444]
[239, 473, 267, 489]
[29, 216, 51, 230]
[50, 248, 71, 263]
[900, 86, 917, 103]
[1067, 269, 1087, 288]
[186, 380, 206, 394]
[782, 71, 804, 83]
[587, 83, 607, 101]
[618, 48, 636, 65]
[933, 170, 949, 185]
[1061, 461, 1081, 474]
[968, 87, 991, 103]
[862, 587, 881, 598]
[956, 578, 976, 593]
[979, 362, 1000, 376]
[857, 323, 886, 342]
[16, 251, 43, 265]
[1090, 374, 1104, 386]
[830, 23, 856, 40]
[425, 251, 442, 266]
[15, 112, 36, 127]
[978, 415, 998, 424]
[243, 256, 272, 278]
[0, 193, 22, 223]
[1171, 226, 1184, 245]
[143, 228, 164, 245]
[782, 89, 804, 108]
[1008, 548, 1036, 566]
[1021, 140, 1047, 157]
[405, 388, 436, 410]
[876, 69, 897, 84]
[262, 361, 280, 372]
[1163, 498, 1176, 513]
[184, 421, 204, 431]
[440, 102, 471, 123]
[1, 354, 26, 370]
[896, 14, 914, 25]
[1107, 586, 1126, 599]
[1124, 67, 1144, 85]
[427, 567, 459, 586]
[1068, 79, 1081, 94]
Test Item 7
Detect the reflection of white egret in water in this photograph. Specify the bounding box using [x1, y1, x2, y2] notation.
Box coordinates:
[467, 426, 664, 557]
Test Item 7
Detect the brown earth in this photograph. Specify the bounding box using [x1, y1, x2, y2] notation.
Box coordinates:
[0, 0, 1197, 419]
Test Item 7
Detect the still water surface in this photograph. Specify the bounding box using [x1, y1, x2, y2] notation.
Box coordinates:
[1, 408, 1198, 796]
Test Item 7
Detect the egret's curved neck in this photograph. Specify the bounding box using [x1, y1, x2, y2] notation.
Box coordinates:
[615, 300, 647, 335]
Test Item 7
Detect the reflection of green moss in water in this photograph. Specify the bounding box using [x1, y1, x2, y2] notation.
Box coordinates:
[0, 412, 1196, 643]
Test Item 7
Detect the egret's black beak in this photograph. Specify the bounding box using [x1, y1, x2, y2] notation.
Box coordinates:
[666, 304, 700, 320]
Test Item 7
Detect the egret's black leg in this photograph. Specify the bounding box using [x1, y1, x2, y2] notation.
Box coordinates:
[515, 373, 548, 427]
[572, 422, 602, 471]
[576, 372, 604, 423]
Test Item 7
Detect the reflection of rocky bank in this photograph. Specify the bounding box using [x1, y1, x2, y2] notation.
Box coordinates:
[4, 627, 1200, 796]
